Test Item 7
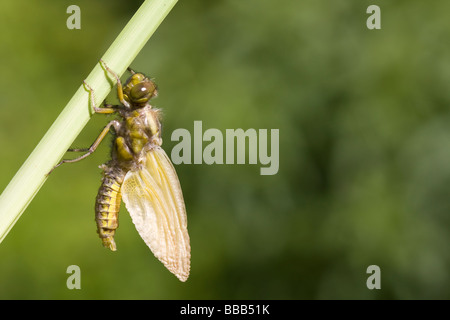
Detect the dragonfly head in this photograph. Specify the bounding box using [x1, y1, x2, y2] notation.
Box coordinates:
[123, 73, 158, 107]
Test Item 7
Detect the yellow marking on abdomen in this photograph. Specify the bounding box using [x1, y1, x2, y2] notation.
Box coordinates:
[95, 171, 124, 251]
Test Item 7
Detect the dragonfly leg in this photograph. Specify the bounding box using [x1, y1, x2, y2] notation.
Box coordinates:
[47, 120, 120, 175]
[99, 59, 130, 108]
[82, 80, 116, 114]
[103, 102, 120, 109]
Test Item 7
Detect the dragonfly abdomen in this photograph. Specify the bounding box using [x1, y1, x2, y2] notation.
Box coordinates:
[95, 164, 126, 251]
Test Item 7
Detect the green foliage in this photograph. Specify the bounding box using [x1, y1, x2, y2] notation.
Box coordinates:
[1, 0, 450, 299]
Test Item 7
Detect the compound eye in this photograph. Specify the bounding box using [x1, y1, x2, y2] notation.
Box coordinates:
[129, 73, 146, 84]
[130, 82, 156, 104]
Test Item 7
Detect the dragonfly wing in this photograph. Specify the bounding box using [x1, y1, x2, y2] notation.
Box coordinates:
[121, 146, 190, 282]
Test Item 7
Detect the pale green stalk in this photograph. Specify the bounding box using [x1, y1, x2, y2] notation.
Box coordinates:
[0, 0, 178, 243]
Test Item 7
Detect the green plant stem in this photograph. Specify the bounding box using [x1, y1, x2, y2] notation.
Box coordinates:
[0, 0, 178, 243]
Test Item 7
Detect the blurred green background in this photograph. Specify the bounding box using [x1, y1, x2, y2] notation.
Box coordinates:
[1, 0, 450, 299]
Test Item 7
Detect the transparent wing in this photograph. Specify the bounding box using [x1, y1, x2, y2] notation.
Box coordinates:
[121, 146, 190, 282]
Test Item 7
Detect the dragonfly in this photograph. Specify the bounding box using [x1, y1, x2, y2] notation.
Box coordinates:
[52, 60, 190, 282]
